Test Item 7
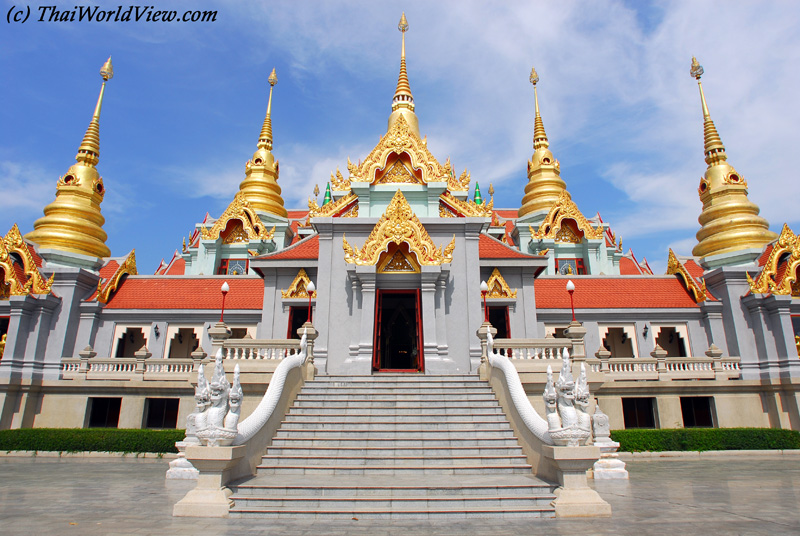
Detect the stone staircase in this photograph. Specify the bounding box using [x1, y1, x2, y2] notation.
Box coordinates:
[229, 374, 556, 519]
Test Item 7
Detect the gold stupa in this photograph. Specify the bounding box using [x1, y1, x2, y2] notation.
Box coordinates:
[238, 67, 288, 218]
[690, 57, 777, 260]
[25, 57, 114, 259]
[387, 13, 420, 138]
[518, 66, 567, 217]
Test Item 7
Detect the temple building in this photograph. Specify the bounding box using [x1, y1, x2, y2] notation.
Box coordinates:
[1, 19, 798, 438]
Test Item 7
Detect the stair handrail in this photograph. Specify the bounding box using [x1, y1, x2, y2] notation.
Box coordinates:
[233, 333, 308, 445]
[487, 331, 554, 445]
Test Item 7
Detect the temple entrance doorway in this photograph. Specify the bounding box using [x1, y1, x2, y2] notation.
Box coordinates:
[373, 289, 423, 372]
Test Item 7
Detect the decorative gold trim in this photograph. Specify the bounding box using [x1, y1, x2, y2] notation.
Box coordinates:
[201, 192, 275, 242]
[375, 159, 422, 185]
[666, 249, 707, 303]
[347, 115, 449, 185]
[330, 168, 350, 191]
[343, 190, 455, 266]
[1, 224, 53, 296]
[377, 243, 421, 274]
[281, 268, 317, 299]
[530, 191, 603, 241]
[308, 192, 359, 219]
[98, 249, 137, 303]
[448, 168, 470, 192]
[438, 191, 493, 218]
[747, 224, 800, 295]
[486, 267, 517, 299]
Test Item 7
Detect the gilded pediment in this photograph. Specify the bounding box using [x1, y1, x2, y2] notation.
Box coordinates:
[0, 224, 53, 297]
[343, 190, 455, 266]
[667, 249, 707, 303]
[201, 192, 275, 242]
[97, 250, 137, 304]
[747, 224, 800, 296]
[486, 267, 517, 299]
[530, 191, 603, 241]
[281, 268, 317, 299]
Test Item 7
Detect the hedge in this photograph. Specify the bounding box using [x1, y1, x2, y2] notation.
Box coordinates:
[610, 428, 800, 452]
[0, 428, 184, 454]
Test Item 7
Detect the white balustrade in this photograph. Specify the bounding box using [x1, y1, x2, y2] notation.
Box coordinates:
[492, 338, 572, 361]
[220, 339, 301, 360]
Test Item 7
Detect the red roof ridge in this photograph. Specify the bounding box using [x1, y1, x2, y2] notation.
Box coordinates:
[259, 234, 320, 260]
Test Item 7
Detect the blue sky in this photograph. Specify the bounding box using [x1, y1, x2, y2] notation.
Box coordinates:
[2, 1, 799, 273]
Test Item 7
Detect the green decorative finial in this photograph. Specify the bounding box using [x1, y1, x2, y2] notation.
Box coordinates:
[473, 182, 483, 205]
[322, 183, 332, 206]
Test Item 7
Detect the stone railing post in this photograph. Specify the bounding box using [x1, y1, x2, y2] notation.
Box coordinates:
[134, 346, 152, 376]
[476, 322, 496, 380]
[298, 322, 319, 380]
[595, 348, 611, 373]
[564, 321, 587, 375]
[207, 321, 231, 353]
[191, 348, 207, 373]
[78, 345, 96, 377]
[542, 445, 612, 517]
[651, 344, 668, 377]
[706, 344, 725, 379]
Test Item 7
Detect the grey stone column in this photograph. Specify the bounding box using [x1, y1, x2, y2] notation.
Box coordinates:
[434, 275, 448, 357]
[354, 266, 376, 373]
[22, 294, 60, 380]
[741, 294, 772, 379]
[257, 269, 277, 338]
[0, 295, 36, 380]
[73, 301, 104, 356]
[699, 300, 727, 355]
[762, 295, 800, 378]
[420, 267, 439, 359]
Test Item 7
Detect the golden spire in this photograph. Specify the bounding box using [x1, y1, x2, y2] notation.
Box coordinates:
[388, 12, 420, 138]
[518, 65, 567, 218]
[690, 57, 776, 262]
[238, 67, 287, 218]
[25, 57, 114, 260]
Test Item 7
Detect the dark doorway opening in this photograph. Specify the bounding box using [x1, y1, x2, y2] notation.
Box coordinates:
[373, 289, 423, 372]
[287, 306, 312, 339]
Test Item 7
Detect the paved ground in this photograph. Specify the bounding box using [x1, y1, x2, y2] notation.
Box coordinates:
[0, 455, 798, 535]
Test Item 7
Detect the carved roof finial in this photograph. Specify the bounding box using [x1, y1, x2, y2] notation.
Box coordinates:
[388, 13, 420, 137]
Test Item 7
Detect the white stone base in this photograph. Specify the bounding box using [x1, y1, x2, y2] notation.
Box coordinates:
[593, 455, 629, 480]
[166, 456, 199, 480]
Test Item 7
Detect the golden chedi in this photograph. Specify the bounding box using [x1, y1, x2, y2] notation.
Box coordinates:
[518, 66, 567, 218]
[238, 68, 288, 218]
[690, 57, 776, 261]
[387, 13, 420, 139]
[25, 57, 114, 260]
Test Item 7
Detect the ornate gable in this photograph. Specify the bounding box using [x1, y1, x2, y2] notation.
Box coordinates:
[0, 224, 53, 297]
[343, 190, 455, 266]
[486, 267, 517, 299]
[98, 250, 137, 303]
[281, 268, 317, 299]
[530, 191, 603, 241]
[667, 249, 707, 303]
[439, 191, 493, 218]
[308, 192, 359, 219]
[201, 192, 275, 242]
[347, 115, 449, 185]
[747, 224, 800, 296]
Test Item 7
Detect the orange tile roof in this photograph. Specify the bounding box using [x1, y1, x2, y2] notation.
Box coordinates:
[165, 256, 185, 275]
[99, 260, 120, 280]
[104, 277, 263, 309]
[757, 243, 774, 267]
[287, 210, 309, 219]
[535, 277, 699, 309]
[25, 242, 43, 268]
[479, 234, 534, 259]
[684, 259, 705, 279]
[619, 257, 642, 275]
[262, 235, 319, 260]
[494, 209, 518, 219]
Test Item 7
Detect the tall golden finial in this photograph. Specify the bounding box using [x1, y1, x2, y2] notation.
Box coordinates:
[238, 67, 287, 218]
[529, 66, 549, 150]
[689, 57, 776, 264]
[388, 12, 420, 137]
[25, 57, 114, 260]
[518, 64, 567, 218]
[258, 68, 278, 151]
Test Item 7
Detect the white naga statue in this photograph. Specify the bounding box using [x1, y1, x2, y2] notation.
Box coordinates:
[195, 350, 243, 447]
[543, 351, 593, 447]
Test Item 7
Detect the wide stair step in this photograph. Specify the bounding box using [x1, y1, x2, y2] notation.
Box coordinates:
[229, 375, 556, 519]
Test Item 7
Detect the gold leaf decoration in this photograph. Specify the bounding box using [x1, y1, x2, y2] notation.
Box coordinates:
[666, 249, 706, 303]
[747, 224, 800, 295]
[281, 268, 317, 299]
[330, 168, 351, 191]
[486, 267, 517, 299]
[201, 192, 275, 242]
[1, 224, 53, 296]
[439, 191, 493, 218]
[308, 192, 358, 218]
[98, 250, 138, 303]
[342, 190, 455, 266]
[530, 191, 603, 241]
